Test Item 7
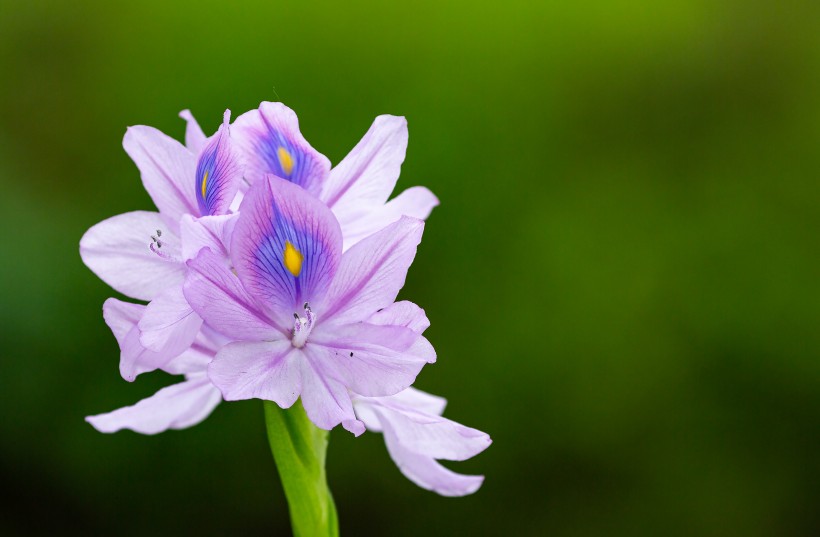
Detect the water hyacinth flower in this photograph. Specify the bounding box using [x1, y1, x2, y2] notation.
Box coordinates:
[81, 101, 490, 534]
[79, 110, 243, 378]
[233, 102, 439, 250]
[185, 176, 436, 432]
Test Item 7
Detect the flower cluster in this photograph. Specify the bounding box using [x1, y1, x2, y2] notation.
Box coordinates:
[81, 102, 490, 496]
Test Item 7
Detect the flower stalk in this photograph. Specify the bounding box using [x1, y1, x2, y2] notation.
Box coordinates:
[264, 400, 339, 537]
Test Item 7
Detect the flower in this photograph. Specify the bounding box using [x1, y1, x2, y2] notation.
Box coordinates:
[85, 298, 223, 434]
[79, 110, 243, 378]
[233, 102, 439, 250]
[184, 176, 436, 433]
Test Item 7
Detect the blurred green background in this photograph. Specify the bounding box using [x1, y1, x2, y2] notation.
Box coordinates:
[1, 0, 819, 535]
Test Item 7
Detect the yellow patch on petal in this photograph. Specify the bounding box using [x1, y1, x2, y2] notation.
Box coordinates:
[283, 241, 303, 277]
[201, 171, 209, 199]
[278, 147, 294, 176]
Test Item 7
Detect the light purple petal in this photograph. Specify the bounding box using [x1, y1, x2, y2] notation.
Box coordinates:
[179, 109, 208, 154]
[123, 125, 198, 220]
[320, 216, 424, 325]
[380, 416, 486, 497]
[80, 211, 184, 301]
[232, 102, 330, 193]
[207, 340, 300, 406]
[138, 285, 203, 356]
[373, 400, 491, 461]
[179, 213, 238, 261]
[322, 114, 408, 213]
[352, 387, 446, 432]
[103, 299, 178, 381]
[299, 349, 358, 431]
[184, 248, 281, 341]
[231, 176, 342, 326]
[86, 376, 222, 435]
[195, 110, 244, 216]
[309, 323, 428, 397]
[367, 301, 430, 334]
[340, 186, 439, 250]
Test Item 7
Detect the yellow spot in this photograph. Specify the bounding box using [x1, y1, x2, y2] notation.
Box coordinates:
[278, 146, 294, 176]
[201, 171, 209, 199]
[283, 241, 303, 277]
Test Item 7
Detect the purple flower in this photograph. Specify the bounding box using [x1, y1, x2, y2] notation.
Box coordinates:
[184, 176, 435, 433]
[79, 110, 243, 377]
[86, 298, 223, 434]
[233, 102, 440, 250]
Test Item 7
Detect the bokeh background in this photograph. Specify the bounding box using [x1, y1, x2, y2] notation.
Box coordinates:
[1, 1, 818, 535]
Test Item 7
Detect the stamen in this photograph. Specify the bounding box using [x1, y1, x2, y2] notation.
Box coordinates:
[148, 230, 180, 263]
[291, 303, 315, 348]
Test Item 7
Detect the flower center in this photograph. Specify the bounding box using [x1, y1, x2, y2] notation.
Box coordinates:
[291, 302, 315, 348]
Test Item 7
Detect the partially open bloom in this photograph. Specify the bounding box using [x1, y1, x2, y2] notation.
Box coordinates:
[185, 176, 435, 432]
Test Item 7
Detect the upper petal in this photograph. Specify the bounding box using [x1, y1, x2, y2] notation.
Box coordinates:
[320, 216, 424, 325]
[322, 114, 408, 214]
[231, 176, 342, 325]
[80, 211, 184, 301]
[179, 109, 208, 154]
[195, 110, 244, 216]
[232, 102, 330, 194]
[86, 376, 222, 435]
[123, 125, 198, 220]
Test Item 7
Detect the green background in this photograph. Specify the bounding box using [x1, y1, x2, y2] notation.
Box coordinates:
[1, 1, 818, 535]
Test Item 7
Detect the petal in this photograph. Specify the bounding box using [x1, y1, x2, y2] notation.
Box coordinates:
[232, 176, 342, 325]
[322, 114, 407, 214]
[367, 301, 430, 334]
[299, 348, 357, 431]
[123, 125, 198, 220]
[320, 216, 424, 325]
[179, 213, 238, 261]
[340, 186, 439, 250]
[80, 211, 184, 301]
[380, 415, 486, 497]
[179, 109, 208, 154]
[86, 377, 222, 435]
[195, 110, 244, 216]
[374, 400, 492, 461]
[232, 101, 330, 194]
[101, 297, 142, 346]
[208, 340, 300, 406]
[184, 248, 281, 341]
[138, 285, 203, 356]
[103, 298, 177, 381]
[309, 323, 428, 397]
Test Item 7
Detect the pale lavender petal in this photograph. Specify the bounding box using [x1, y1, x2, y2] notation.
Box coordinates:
[80, 211, 184, 301]
[232, 102, 330, 194]
[195, 110, 244, 216]
[299, 349, 357, 431]
[367, 301, 430, 334]
[381, 416, 485, 497]
[184, 248, 281, 341]
[322, 114, 408, 213]
[320, 217, 424, 325]
[86, 376, 222, 435]
[340, 186, 439, 250]
[138, 285, 202, 355]
[161, 341, 214, 376]
[123, 125, 198, 220]
[381, 386, 447, 416]
[179, 109, 207, 154]
[179, 213, 238, 261]
[231, 177, 342, 325]
[310, 323, 428, 397]
[207, 340, 300, 406]
[103, 298, 177, 381]
[374, 401, 491, 461]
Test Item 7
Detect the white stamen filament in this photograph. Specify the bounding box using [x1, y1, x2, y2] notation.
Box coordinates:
[292, 303, 315, 348]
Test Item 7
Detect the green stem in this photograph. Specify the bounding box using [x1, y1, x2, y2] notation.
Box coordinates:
[264, 400, 339, 537]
